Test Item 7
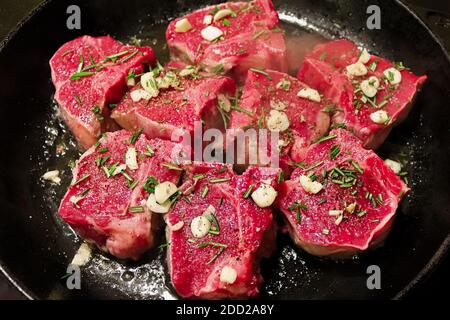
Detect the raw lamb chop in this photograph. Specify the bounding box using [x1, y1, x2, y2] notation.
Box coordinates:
[297, 39, 427, 149]
[111, 64, 237, 144]
[58, 130, 184, 260]
[276, 128, 409, 258]
[166, 162, 280, 298]
[166, 0, 287, 83]
[50, 35, 156, 149]
[227, 68, 330, 171]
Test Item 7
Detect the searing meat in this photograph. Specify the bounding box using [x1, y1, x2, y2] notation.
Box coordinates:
[276, 128, 409, 257]
[166, 0, 287, 83]
[58, 130, 185, 260]
[228, 68, 330, 171]
[297, 39, 427, 149]
[111, 64, 236, 144]
[166, 163, 280, 298]
[50, 36, 156, 149]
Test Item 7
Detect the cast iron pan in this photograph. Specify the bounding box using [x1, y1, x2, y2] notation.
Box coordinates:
[0, 0, 449, 300]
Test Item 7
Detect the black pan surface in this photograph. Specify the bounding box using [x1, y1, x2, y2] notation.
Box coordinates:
[0, 0, 449, 300]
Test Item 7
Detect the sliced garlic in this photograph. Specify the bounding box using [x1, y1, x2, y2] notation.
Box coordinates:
[190, 215, 211, 238]
[179, 65, 196, 77]
[297, 87, 321, 102]
[384, 159, 402, 174]
[276, 78, 291, 91]
[201, 26, 223, 42]
[383, 67, 402, 85]
[358, 48, 371, 64]
[345, 202, 357, 214]
[154, 181, 178, 204]
[266, 110, 290, 132]
[175, 18, 193, 33]
[126, 77, 136, 87]
[329, 210, 344, 216]
[220, 266, 237, 284]
[203, 15, 213, 25]
[140, 72, 159, 97]
[299, 175, 323, 194]
[112, 164, 127, 176]
[213, 9, 233, 21]
[370, 110, 390, 125]
[335, 214, 344, 225]
[42, 170, 61, 184]
[146, 194, 171, 214]
[130, 89, 152, 102]
[71, 243, 91, 266]
[218, 94, 231, 112]
[125, 147, 138, 170]
[270, 99, 287, 111]
[170, 221, 184, 232]
[203, 204, 216, 217]
[346, 61, 368, 77]
[360, 77, 379, 98]
[251, 184, 277, 208]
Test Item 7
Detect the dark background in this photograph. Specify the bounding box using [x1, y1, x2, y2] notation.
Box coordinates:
[0, 0, 449, 300]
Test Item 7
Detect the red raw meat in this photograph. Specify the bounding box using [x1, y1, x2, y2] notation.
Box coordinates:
[297, 39, 427, 149]
[58, 130, 184, 260]
[228, 69, 330, 171]
[166, 0, 287, 83]
[111, 67, 236, 142]
[50, 35, 156, 149]
[166, 163, 280, 298]
[276, 128, 409, 257]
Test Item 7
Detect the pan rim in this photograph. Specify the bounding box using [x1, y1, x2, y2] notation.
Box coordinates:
[0, 0, 449, 300]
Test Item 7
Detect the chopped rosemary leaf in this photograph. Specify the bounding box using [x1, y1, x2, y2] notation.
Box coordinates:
[128, 179, 139, 189]
[143, 176, 159, 193]
[70, 71, 96, 81]
[249, 67, 272, 80]
[329, 144, 341, 160]
[209, 177, 231, 183]
[201, 185, 209, 198]
[161, 162, 183, 171]
[130, 128, 143, 144]
[277, 171, 285, 184]
[97, 147, 108, 153]
[316, 134, 337, 144]
[158, 242, 170, 250]
[72, 174, 90, 186]
[243, 184, 254, 198]
[144, 145, 154, 157]
[350, 160, 364, 174]
[129, 205, 144, 213]
[182, 196, 191, 204]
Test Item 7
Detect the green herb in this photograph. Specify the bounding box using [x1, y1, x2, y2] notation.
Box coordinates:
[213, 64, 224, 74]
[130, 128, 143, 144]
[249, 67, 272, 80]
[72, 174, 90, 186]
[161, 162, 183, 171]
[143, 176, 159, 193]
[322, 228, 330, 235]
[329, 144, 341, 160]
[322, 104, 336, 113]
[318, 199, 327, 205]
[121, 171, 133, 181]
[70, 71, 96, 81]
[74, 94, 82, 104]
[182, 196, 191, 204]
[130, 205, 144, 213]
[303, 161, 324, 172]
[209, 177, 231, 183]
[102, 50, 129, 63]
[368, 60, 379, 71]
[223, 18, 231, 27]
[230, 105, 254, 116]
[118, 50, 139, 64]
[319, 51, 327, 61]
[243, 184, 254, 198]
[61, 49, 74, 57]
[197, 241, 228, 264]
[201, 185, 209, 198]
[277, 171, 285, 184]
[144, 145, 154, 157]
[97, 147, 108, 153]
[128, 179, 139, 189]
[316, 134, 337, 144]
[252, 29, 267, 40]
[350, 160, 364, 174]
[158, 242, 170, 250]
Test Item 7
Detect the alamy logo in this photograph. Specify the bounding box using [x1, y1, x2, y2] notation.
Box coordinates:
[366, 5, 381, 30]
[63, 264, 81, 289]
[366, 265, 381, 290]
[66, 5, 81, 30]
